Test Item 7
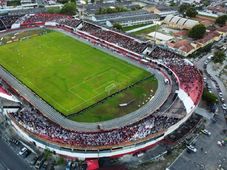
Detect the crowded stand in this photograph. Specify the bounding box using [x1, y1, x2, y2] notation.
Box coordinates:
[148, 47, 203, 104]
[22, 13, 71, 25]
[20, 14, 147, 54]
[58, 18, 81, 29]
[167, 60, 203, 104]
[9, 106, 180, 148]
[78, 22, 147, 54]
[0, 15, 22, 31]
[148, 46, 181, 59]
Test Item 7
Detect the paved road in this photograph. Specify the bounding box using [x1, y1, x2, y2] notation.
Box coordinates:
[206, 62, 227, 99]
[169, 51, 227, 170]
[0, 135, 30, 170]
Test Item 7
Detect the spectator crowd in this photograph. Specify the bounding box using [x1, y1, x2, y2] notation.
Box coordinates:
[79, 22, 147, 54]
[10, 106, 179, 148]
[0, 15, 22, 31]
[22, 13, 71, 25]
[149, 47, 203, 104]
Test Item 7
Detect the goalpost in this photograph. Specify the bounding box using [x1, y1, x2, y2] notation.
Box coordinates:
[105, 83, 117, 95]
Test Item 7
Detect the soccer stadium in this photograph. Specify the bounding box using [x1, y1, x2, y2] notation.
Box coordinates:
[0, 14, 203, 159]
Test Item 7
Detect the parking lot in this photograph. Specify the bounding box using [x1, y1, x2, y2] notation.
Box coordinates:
[169, 113, 227, 170]
[0, 115, 57, 170]
[0, 131, 32, 170]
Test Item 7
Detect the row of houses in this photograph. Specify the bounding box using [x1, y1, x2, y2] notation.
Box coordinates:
[168, 26, 227, 56]
[149, 23, 227, 56]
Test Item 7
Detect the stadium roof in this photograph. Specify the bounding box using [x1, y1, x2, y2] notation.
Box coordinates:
[93, 10, 150, 22]
[148, 32, 174, 42]
[109, 14, 159, 24]
[164, 15, 199, 29]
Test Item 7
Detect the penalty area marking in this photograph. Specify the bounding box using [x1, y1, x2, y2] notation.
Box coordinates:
[67, 68, 132, 112]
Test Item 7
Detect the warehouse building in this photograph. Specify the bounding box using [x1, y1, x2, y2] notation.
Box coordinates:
[163, 15, 199, 30]
[92, 10, 160, 27]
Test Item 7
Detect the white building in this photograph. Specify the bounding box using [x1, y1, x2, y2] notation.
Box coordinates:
[164, 15, 199, 30]
[180, 0, 201, 4]
[92, 10, 160, 27]
[147, 32, 174, 44]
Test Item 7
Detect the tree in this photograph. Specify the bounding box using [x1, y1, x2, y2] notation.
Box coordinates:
[188, 24, 206, 39]
[178, 3, 190, 16]
[186, 7, 198, 18]
[213, 50, 226, 63]
[169, 0, 176, 7]
[60, 2, 76, 15]
[113, 23, 123, 31]
[202, 88, 218, 105]
[44, 149, 52, 159]
[57, 0, 68, 4]
[215, 15, 227, 26]
[57, 157, 65, 165]
[203, 0, 211, 6]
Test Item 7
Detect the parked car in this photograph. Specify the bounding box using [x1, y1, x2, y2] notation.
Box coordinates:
[201, 129, 211, 136]
[219, 92, 223, 98]
[217, 141, 223, 147]
[19, 147, 28, 156]
[207, 55, 213, 60]
[186, 145, 197, 153]
[35, 158, 45, 169]
[42, 161, 48, 169]
[22, 149, 31, 158]
[222, 104, 227, 110]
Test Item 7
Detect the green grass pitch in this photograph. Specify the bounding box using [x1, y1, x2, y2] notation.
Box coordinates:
[0, 31, 152, 115]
